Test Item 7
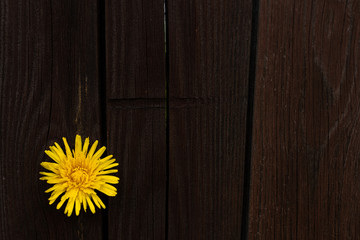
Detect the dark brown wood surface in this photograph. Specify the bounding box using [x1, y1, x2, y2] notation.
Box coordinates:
[105, 0, 166, 239]
[167, 0, 253, 239]
[107, 106, 166, 240]
[3, 0, 360, 239]
[0, 1, 103, 239]
[249, 0, 360, 239]
[105, 0, 165, 99]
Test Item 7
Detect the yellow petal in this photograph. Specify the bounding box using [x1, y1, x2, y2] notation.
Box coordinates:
[75, 198, 81, 216]
[92, 194, 106, 209]
[98, 169, 118, 175]
[102, 163, 119, 171]
[53, 143, 67, 159]
[90, 181, 102, 190]
[83, 137, 90, 155]
[65, 197, 75, 217]
[92, 147, 106, 161]
[82, 188, 96, 195]
[79, 191, 87, 212]
[95, 158, 116, 171]
[46, 178, 67, 184]
[75, 135, 82, 156]
[62, 137, 73, 158]
[44, 150, 60, 163]
[100, 155, 113, 162]
[97, 184, 117, 196]
[49, 189, 65, 205]
[91, 194, 101, 209]
[49, 146, 61, 158]
[87, 140, 98, 159]
[45, 185, 58, 193]
[103, 183, 118, 192]
[68, 188, 79, 199]
[40, 162, 59, 174]
[86, 195, 96, 214]
[57, 192, 71, 210]
[40, 171, 58, 177]
[99, 175, 119, 184]
[45, 182, 67, 193]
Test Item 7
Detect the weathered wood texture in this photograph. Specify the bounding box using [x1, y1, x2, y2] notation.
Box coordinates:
[249, 0, 360, 239]
[167, 0, 253, 239]
[107, 107, 166, 240]
[105, 0, 166, 239]
[0, 1, 103, 239]
[105, 0, 165, 99]
[6, 0, 360, 239]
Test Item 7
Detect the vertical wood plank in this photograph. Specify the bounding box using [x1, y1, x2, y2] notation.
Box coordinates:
[105, 0, 166, 239]
[107, 106, 166, 239]
[0, 1, 102, 239]
[105, 0, 165, 99]
[250, 0, 360, 238]
[168, 0, 253, 239]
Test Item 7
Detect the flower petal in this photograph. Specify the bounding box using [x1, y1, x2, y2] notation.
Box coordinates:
[40, 162, 59, 174]
[99, 175, 119, 184]
[65, 197, 75, 217]
[45, 182, 67, 193]
[75, 135, 82, 156]
[100, 155, 113, 162]
[94, 158, 116, 172]
[97, 183, 117, 196]
[91, 194, 106, 209]
[46, 178, 67, 184]
[102, 163, 119, 171]
[86, 195, 96, 214]
[57, 192, 71, 210]
[53, 143, 67, 159]
[40, 171, 58, 177]
[75, 198, 81, 216]
[44, 150, 60, 163]
[49, 189, 65, 205]
[92, 147, 106, 161]
[82, 188, 96, 195]
[79, 191, 87, 212]
[91, 194, 101, 209]
[45, 184, 58, 193]
[62, 137, 73, 158]
[98, 169, 118, 175]
[83, 137, 90, 155]
[87, 140, 98, 159]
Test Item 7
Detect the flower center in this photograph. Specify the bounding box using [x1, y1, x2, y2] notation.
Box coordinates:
[70, 167, 89, 185]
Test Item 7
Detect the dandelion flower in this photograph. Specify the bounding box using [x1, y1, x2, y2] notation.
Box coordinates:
[40, 135, 119, 217]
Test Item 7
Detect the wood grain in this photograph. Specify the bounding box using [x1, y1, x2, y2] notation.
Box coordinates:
[249, 0, 360, 238]
[0, 1, 103, 239]
[107, 106, 166, 240]
[167, 0, 253, 239]
[105, 0, 166, 239]
[105, 0, 165, 99]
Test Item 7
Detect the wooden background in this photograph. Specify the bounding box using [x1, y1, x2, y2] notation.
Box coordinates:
[1, 0, 360, 239]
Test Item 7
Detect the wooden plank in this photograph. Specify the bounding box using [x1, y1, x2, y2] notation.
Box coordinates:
[107, 106, 166, 240]
[105, 0, 165, 99]
[167, 0, 253, 239]
[105, 0, 166, 239]
[0, 1, 102, 239]
[249, 0, 360, 238]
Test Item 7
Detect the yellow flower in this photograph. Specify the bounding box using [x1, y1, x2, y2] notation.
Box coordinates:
[40, 135, 119, 217]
